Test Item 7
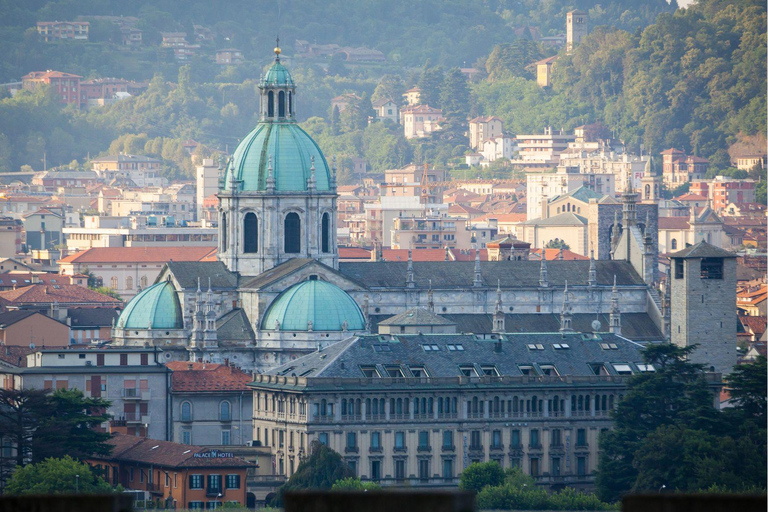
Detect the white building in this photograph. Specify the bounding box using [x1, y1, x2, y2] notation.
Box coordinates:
[480, 136, 517, 164]
[526, 166, 615, 220]
[196, 158, 220, 221]
[469, 116, 503, 150]
[512, 127, 574, 168]
[372, 98, 399, 123]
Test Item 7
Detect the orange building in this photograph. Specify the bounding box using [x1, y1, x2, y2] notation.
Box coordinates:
[22, 70, 82, 108]
[89, 434, 254, 510]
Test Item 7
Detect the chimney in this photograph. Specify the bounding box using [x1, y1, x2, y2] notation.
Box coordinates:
[494, 340, 502, 353]
[187, 363, 193, 370]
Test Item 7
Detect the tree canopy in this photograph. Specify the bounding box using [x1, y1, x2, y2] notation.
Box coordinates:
[4, 456, 115, 495]
[272, 441, 354, 505]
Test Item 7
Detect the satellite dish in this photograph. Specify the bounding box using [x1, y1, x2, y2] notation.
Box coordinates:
[591, 320, 602, 332]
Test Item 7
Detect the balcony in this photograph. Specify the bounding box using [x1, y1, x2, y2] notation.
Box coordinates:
[490, 444, 504, 451]
[345, 446, 359, 453]
[393, 446, 407, 453]
[122, 388, 150, 400]
[442, 444, 455, 452]
[124, 413, 150, 424]
[417, 445, 432, 453]
[369, 446, 383, 453]
[205, 487, 222, 497]
[468, 445, 483, 453]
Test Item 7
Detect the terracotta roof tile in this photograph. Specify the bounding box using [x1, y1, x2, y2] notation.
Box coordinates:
[339, 247, 371, 259]
[658, 217, 691, 230]
[168, 362, 252, 392]
[531, 248, 589, 261]
[104, 433, 253, 468]
[0, 284, 121, 305]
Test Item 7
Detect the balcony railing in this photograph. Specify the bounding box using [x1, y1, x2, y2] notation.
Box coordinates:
[122, 388, 150, 400]
[124, 413, 150, 424]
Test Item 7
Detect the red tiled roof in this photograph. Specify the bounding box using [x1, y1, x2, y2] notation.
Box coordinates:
[452, 249, 489, 262]
[168, 361, 252, 392]
[448, 204, 485, 215]
[58, 246, 216, 264]
[103, 433, 253, 468]
[740, 316, 767, 337]
[674, 193, 708, 201]
[658, 217, 691, 230]
[0, 272, 81, 288]
[471, 213, 527, 223]
[531, 248, 589, 261]
[660, 148, 685, 154]
[339, 247, 371, 259]
[0, 345, 35, 368]
[0, 284, 121, 305]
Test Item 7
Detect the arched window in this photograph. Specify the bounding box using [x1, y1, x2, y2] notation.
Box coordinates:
[140, 275, 148, 288]
[321, 213, 330, 253]
[220, 401, 231, 421]
[671, 239, 678, 250]
[243, 212, 258, 253]
[645, 184, 651, 197]
[284, 213, 301, 253]
[268, 91, 274, 117]
[125, 276, 133, 290]
[110, 276, 118, 289]
[278, 91, 286, 118]
[221, 212, 227, 250]
[181, 402, 192, 422]
[288, 92, 292, 116]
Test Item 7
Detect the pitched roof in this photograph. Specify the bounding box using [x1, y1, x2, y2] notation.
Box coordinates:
[658, 217, 690, 230]
[68, 307, 120, 328]
[0, 284, 121, 305]
[168, 361, 252, 392]
[669, 241, 736, 259]
[531, 248, 589, 261]
[379, 308, 456, 326]
[0, 310, 41, 328]
[470, 213, 527, 224]
[522, 212, 587, 226]
[216, 308, 255, 342]
[339, 247, 372, 259]
[0, 345, 36, 368]
[675, 193, 708, 201]
[165, 261, 237, 289]
[338, 260, 644, 288]
[104, 433, 253, 468]
[739, 316, 766, 337]
[59, 247, 216, 265]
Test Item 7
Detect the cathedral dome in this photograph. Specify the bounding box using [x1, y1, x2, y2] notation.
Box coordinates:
[263, 60, 295, 87]
[116, 281, 183, 330]
[223, 123, 331, 192]
[261, 280, 364, 331]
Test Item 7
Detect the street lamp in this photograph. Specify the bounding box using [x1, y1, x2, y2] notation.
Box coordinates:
[659, 484, 666, 493]
[217, 493, 223, 508]
[75, 474, 79, 493]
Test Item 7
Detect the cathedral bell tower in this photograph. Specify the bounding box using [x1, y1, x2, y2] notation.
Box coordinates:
[218, 44, 338, 276]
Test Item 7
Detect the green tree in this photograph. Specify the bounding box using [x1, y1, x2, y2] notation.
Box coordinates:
[372, 74, 404, 104]
[544, 239, 570, 250]
[418, 62, 444, 108]
[485, 39, 546, 81]
[459, 461, 505, 493]
[726, 355, 767, 425]
[273, 441, 354, 505]
[5, 456, 115, 495]
[0, 388, 49, 480]
[327, 53, 348, 77]
[90, 286, 123, 301]
[331, 477, 382, 491]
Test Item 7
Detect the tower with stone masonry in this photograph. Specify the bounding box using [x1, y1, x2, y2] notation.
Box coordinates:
[566, 10, 588, 54]
[669, 241, 737, 374]
[640, 156, 662, 204]
[218, 42, 338, 276]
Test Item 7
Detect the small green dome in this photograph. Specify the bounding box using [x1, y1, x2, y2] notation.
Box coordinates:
[223, 122, 331, 192]
[263, 61, 294, 87]
[117, 281, 183, 330]
[262, 280, 365, 331]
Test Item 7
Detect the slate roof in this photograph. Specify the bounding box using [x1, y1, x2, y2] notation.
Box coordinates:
[0, 310, 40, 327]
[338, 260, 644, 289]
[216, 308, 255, 342]
[379, 308, 456, 326]
[267, 332, 647, 380]
[369, 312, 663, 342]
[669, 241, 736, 259]
[165, 261, 238, 290]
[240, 258, 315, 290]
[66, 308, 119, 328]
[103, 433, 253, 468]
[168, 361, 252, 392]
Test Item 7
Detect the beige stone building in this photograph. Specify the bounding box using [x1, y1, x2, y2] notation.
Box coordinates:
[400, 105, 443, 139]
[469, 116, 504, 150]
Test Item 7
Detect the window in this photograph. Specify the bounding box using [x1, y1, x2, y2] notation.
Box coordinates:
[518, 365, 536, 376]
[459, 365, 478, 377]
[674, 259, 684, 279]
[120, 353, 128, 366]
[188, 501, 204, 510]
[701, 258, 723, 279]
[637, 364, 655, 372]
[551, 429, 561, 447]
[321, 213, 330, 253]
[189, 474, 203, 489]
[182, 431, 191, 445]
[589, 363, 609, 375]
[409, 365, 429, 377]
[446, 344, 464, 351]
[480, 365, 499, 376]
[385, 365, 404, 378]
[243, 213, 258, 253]
[278, 90, 286, 117]
[577, 429, 587, 447]
[284, 213, 301, 253]
[220, 401, 231, 421]
[140, 353, 148, 365]
[442, 458, 454, 479]
[418, 431, 430, 449]
[511, 429, 521, 449]
[422, 344, 440, 351]
[530, 429, 540, 448]
[551, 457, 561, 476]
[612, 363, 633, 375]
[371, 460, 381, 481]
[540, 365, 559, 376]
[126, 276, 133, 290]
[442, 430, 453, 449]
[530, 457, 540, 476]
[419, 459, 430, 481]
[268, 91, 274, 117]
[225, 474, 240, 489]
[360, 366, 380, 378]
[371, 431, 381, 449]
[221, 213, 227, 248]
[181, 402, 192, 422]
[207, 474, 222, 493]
[577, 456, 587, 476]
[470, 430, 482, 450]
[492, 430, 502, 448]
[318, 433, 329, 445]
[395, 431, 405, 449]
[221, 430, 231, 445]
[671, 239, 677, 250]
[395, 460, 406, 481]
[347, 432, 357, 450]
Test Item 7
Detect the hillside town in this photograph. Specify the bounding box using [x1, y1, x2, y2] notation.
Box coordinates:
[0, 1, 765, 510]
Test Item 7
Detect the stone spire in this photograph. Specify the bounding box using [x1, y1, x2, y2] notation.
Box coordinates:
[330, 155, 337, 190]
[427, 279, 435, 313]
[560, 281, 574, 332]
[406, 250, 415, 288]
[611, 210, 622, 254]
[307, 155, 316, 192]
[644, 211, 653, 244]
[609, 275, 621, 335]
[539, 254, 549, 287]
[588, 248, 597, 287]
[204, 277, 217, 348]
[662, 266, 671, 340]
[266, 155, 275, 193]
[191, 277, 204, 347]
[493, 279, 504, 333]
[473, 248, 483, 287]
[622, 168, 638, 227]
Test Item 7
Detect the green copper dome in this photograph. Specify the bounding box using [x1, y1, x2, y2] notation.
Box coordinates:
[116, 281, 183, 330]
[223, 122, 331, 192]
[263, 61, 295, 87]
[261, 280, 365, 331]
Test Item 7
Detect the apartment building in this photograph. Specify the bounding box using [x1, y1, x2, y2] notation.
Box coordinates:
[37, 21, 89, 42]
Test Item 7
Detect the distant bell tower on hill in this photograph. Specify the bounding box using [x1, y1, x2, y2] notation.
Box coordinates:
[567, 10, 588, 54]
